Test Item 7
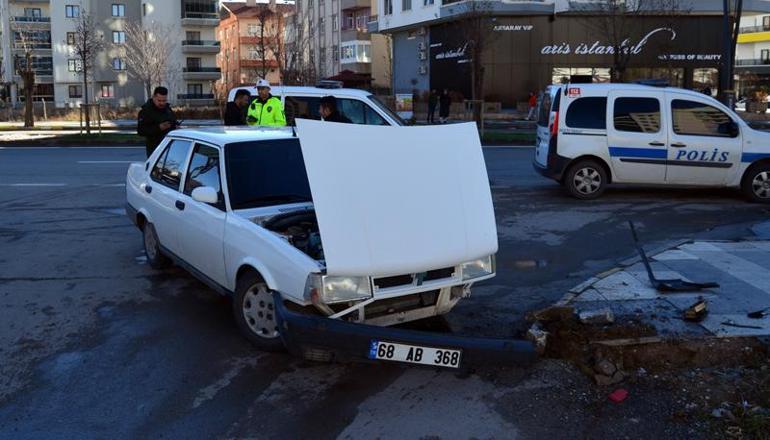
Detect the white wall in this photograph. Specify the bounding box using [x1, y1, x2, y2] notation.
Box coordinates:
[378, 0, 440, 32]
[51, 0, 88, 108]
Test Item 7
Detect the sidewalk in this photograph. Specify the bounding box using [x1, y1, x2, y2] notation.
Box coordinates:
[0, 119, 222, 131]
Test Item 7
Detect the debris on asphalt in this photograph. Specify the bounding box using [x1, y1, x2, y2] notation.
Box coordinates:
[684, 297, 708, 322]
[747, 306, 770, 319]
[579, 308, 615, 325]
[529, 305, 575, 323]
[526, 322, 549, 354]
[721, 320, 764, 330]
[608, 388, 629, 403]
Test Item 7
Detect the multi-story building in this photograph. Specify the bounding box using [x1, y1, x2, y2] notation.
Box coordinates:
[372, 0, 770, 106]
[0, 0, 222, 108]
[218, 0, 294, 91]
[736, 14, 770, 96]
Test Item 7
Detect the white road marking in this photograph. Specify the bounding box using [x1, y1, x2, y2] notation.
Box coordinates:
[192, 356, 264, 409]
[0, 183, 67, 187]
[77, 160, 135, 164]
[99, 183, 126, 187]
[0, 183, 125, 187]
[0, 146, 143, 150]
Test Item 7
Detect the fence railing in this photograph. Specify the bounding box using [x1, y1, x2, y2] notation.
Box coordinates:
[739, 25, 770, 34]
[735, 58, 770, 66]
[13, 16, 51, 23]
[181, 40, 220, 46]
[183, 67, 221, 73]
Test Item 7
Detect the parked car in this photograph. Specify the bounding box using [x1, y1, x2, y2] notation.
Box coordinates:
[125, 122, 520, 369]
[226, 85, 404, 126]
[533, 83, 770, 202]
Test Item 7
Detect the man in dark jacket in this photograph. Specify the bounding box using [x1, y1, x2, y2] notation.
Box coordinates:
[224, 89, 250, 126]
[137, 86, 178, 157]
[318, 95, 352, 123]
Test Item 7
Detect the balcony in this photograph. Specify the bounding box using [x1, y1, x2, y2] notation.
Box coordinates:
[740, 25, 770, 34]
[341, 0, 369, 11]
[735, 58, 770, 67]
[341, 28, 369, 42]
[11, 16, 51, 29]
[367, 15, 378, 33]
[12, 16, 50, 22]
[12, 42, 52, 52]
[181, 40, 221, 54]
[177, 93, 215, 106]
[182, 66, 221, 80]
[181, 12, 219, 27]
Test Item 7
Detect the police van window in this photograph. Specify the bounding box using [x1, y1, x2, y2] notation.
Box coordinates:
[338, 99, 365, 124]
[565, 97, 607, 130]
[184, 144, 223, 210]
[537, 92, 552, 127]
[671, 99, 737, 138]
[364, 105, 388, 125]
[151, 139, 192, 190]
[284, 96, 321, 126]
[613, 97, 661, 133]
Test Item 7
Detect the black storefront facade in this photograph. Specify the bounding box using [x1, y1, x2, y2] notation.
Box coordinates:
[427, 15, 725, 107]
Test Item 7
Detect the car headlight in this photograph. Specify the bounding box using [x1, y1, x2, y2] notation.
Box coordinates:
[461, 255, 496, 281]
[305, 274, 372, 304]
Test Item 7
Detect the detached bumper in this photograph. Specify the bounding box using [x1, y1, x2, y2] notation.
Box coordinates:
[273, 292, 537, 368]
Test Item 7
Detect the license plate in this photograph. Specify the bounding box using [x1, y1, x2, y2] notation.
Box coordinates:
[368, 340, 462, 369]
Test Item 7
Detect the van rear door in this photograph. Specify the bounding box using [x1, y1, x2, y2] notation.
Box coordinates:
[535, 86, 560, 167]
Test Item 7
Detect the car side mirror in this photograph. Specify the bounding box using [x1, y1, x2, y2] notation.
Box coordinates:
[191, 186, 219, 204]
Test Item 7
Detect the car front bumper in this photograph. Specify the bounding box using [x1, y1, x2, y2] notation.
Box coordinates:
[273, 292, 537, 369]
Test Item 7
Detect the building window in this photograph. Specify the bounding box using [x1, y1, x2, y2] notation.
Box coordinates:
[248, 24, 259, 36]
[187, 57, 201, 69]
[762, 49, 770, 62]
[67, 59, 82, 72]
[66, 32, 75, 45]
[332, 45, 339, 62]
[142, 3, 147, 16]
[186, 31, 200, 42]
[112, 4, 125, 17]
[188, 84, 203, 95]
[332, 14, 338, 31]
[112, 57, 126, 70]
[384, 0, 393, 15]
[65, 5, 79, 18]
[320, 47, 326, 64]
[423, 0, 434, 5]
[112, 31, 126, 44]
[24, 8, 42, 18]
[101, 84, 114, 98]
[764, 16, 770, 29]
[68, 85, 82, 98]
[402, 0, 411, 11]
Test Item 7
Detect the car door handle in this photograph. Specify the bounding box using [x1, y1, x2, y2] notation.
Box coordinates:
[175, 200, 185, 211]
[648, 141, 665, 146]
[144, 185, 152, 194]
[671, 143, 687, 148]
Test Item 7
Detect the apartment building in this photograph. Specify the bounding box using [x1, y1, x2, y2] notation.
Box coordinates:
[372, 0, 770, 106]
[0, 0, 221, 108]
[218, 0, 294, 90]
[736, 13, 770, 96]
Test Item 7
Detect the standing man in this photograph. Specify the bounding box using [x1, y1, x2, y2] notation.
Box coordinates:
[247, 79, 286, 127]
[224, 89, 251, 125]
[427, 89, 438, 124]
[137, 86, 177, 157]
[527, 92, 538, 121]
[319, 96, 352, 123]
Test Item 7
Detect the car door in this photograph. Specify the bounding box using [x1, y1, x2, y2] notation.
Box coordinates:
[665, 94, 742, 185]
[145, 139, 193, 256]
[176, 142, 228, 287]
[606, 90, 668, 183]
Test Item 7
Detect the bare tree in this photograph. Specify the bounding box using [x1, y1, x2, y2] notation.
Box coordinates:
[123, 21, 177, 100]
[70, 11, 104, 134]
[279, 13, 316, 85]
[245, 6, 288, 83]
[10, 17, 38, 127]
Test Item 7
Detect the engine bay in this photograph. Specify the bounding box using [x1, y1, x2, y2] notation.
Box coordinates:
[262, 209, 324, 261]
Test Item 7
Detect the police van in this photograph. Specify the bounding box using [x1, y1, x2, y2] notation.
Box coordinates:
[533, 83, 770, 202]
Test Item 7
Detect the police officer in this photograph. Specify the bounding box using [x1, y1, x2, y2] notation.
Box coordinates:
[247, 79, 286, 127]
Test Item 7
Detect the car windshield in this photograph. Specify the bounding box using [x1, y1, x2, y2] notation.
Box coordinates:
[225, 138, 312, 210]
[368, 95, 405, 126]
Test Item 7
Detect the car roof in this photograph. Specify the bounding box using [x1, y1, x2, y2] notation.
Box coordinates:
[168, 126, 296, 147]
[547, 83, 709, 99]
[230, 85, 374, 98]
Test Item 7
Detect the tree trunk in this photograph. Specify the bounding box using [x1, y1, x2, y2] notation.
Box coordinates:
[83, 66, 91, 135]
[23, 78, 34, 128]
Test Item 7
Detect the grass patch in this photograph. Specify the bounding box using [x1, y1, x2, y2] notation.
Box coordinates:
[481, 130, 535, 145]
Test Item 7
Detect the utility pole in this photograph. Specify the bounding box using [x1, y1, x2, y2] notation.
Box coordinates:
[720, 0, 734, 107]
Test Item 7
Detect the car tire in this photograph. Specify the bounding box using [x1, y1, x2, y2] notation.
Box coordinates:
[564, 159, 607, 200]
[143, 222, 170, 269]
[742, 163, 770, 203]
[232, 272, 285, 352]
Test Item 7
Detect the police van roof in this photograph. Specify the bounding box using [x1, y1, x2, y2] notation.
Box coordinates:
[228, 85, 374, 99]
[547, 83, 708, 98]
[168, 126, 295, 146]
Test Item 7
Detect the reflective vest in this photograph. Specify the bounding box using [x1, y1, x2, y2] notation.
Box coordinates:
[246, 96, 286, 127]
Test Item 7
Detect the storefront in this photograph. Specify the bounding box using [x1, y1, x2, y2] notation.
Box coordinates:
[427, 15, 724, 107]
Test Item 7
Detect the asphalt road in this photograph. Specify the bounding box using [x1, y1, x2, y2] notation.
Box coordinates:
[1, 146, 768, 439]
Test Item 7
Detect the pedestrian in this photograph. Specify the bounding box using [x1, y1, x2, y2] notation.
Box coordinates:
[137, 86, 178, 158]
[319, 95, 352, 123]
[527, 91, 537, 120]
[224, 89, 251, 126]
[427, 89, 438, 124]
[246, 79, 286, 127]
[438, 89, 451, 124]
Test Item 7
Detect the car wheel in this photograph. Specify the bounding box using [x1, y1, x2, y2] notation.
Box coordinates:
[564, 160, 607, 200]
[232, 272, 285, 352]
[742, 163, 770, 203]
[143, 222, 170, 269]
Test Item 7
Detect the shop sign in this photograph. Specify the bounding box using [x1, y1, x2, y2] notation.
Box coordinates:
[540, 27, 677, 56]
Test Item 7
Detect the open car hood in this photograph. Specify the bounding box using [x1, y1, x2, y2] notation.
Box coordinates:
[295, 119, 497, 277]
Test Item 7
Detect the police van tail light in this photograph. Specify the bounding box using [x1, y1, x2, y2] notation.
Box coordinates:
[550, 111, 559, 138]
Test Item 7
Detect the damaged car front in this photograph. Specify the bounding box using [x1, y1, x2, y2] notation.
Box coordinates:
[223, 121, 534, 368]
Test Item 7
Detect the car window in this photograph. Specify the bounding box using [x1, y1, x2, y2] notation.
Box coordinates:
[671, 99, 737, 138]
[150, 144, 171, 182]
[184, 144, 223, 209]
[338, 99, 366, 124]
[613, 97, 661, 133]
[284, 96, 321, 126]
[537, 92, 552, 127]
[565, 97, 607, 130]
[368, 94, 404, 125]
[225, 139, 312, 210]
[151, 139, 192, 190]
[365, 105, 388, 125]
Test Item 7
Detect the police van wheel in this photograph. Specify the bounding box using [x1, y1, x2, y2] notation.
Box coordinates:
[742, 163, 770, 203]
[564, 160, 607, 200]
[232, 272, 285, 352]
